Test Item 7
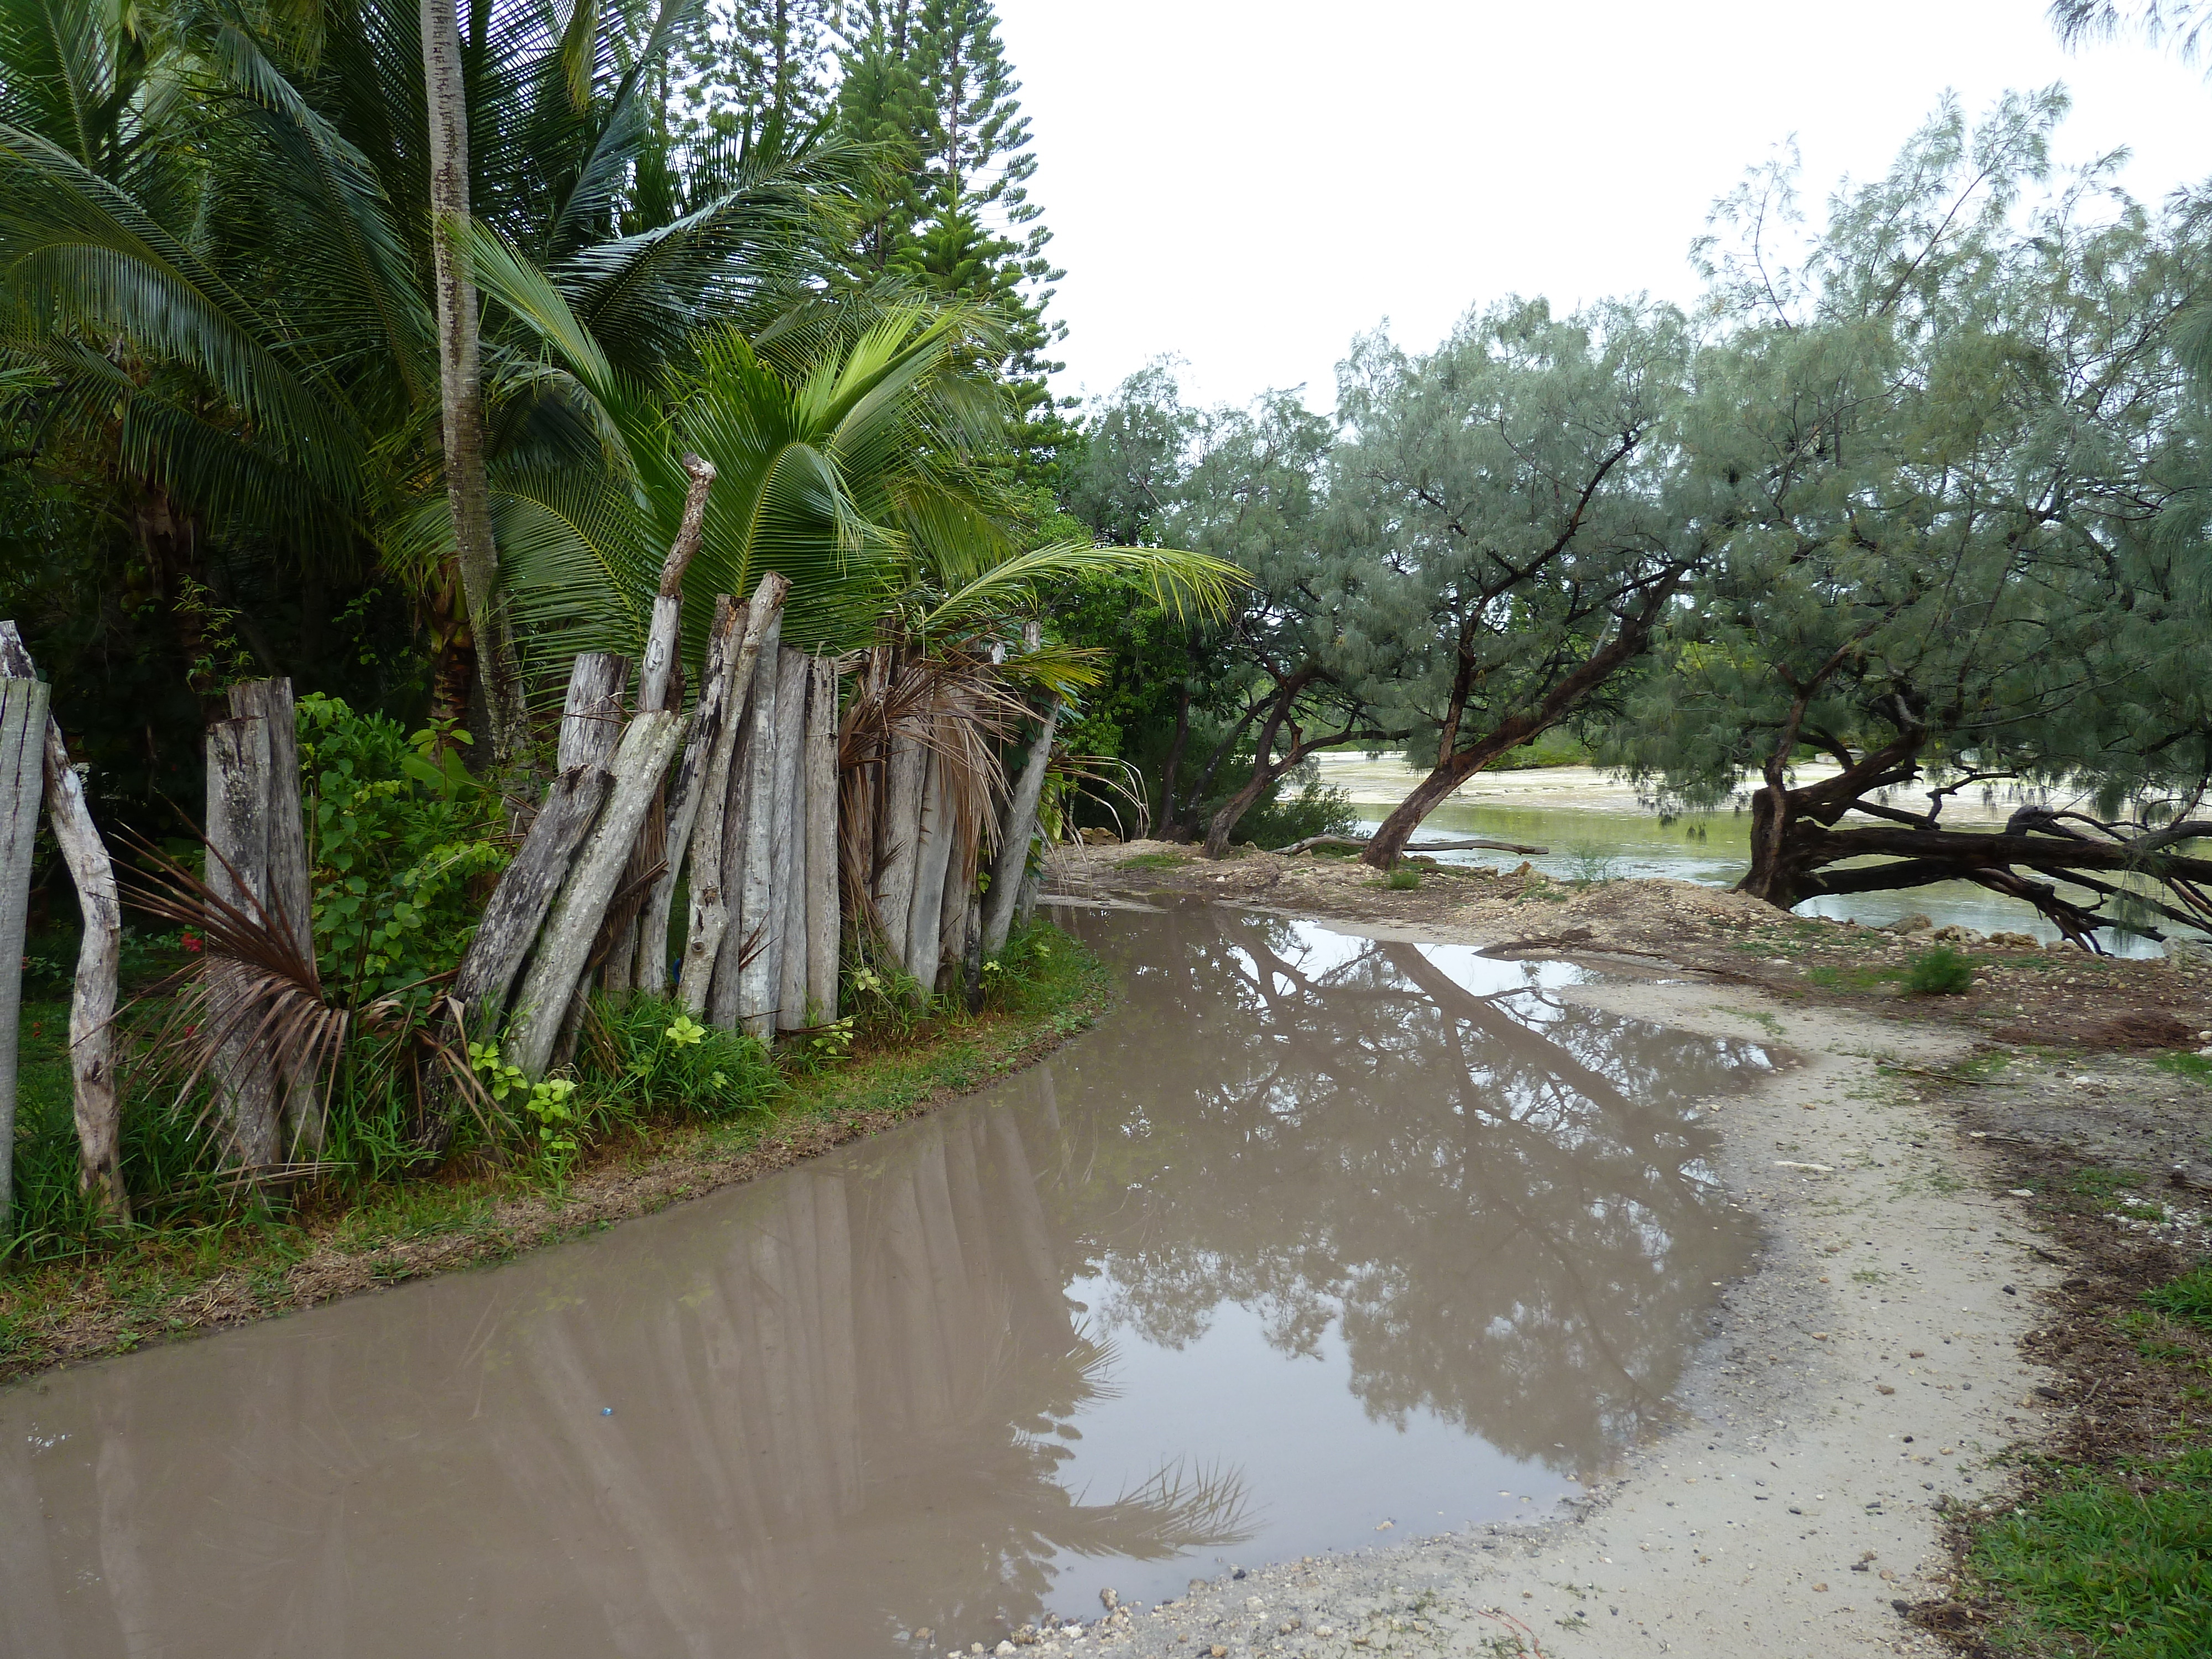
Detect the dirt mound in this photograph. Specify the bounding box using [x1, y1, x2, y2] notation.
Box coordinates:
[1563, 876, 1778, 930]
[1991, 1008, 2200, 1051]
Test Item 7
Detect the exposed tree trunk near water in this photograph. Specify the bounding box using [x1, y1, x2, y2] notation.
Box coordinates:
[683, 578, 783, 1015]
[227, 680, 320, 1156]
[803, 655, 839, 1024]
[1280, 833, 1550, 858]
[419, 0, 527, 767]
[0, 627, 124, 1218]
[204, 713, 279, 1166]
[0, 678, 45, 1231]
[507, 712, 686, 1079]
[1360, 580, 1684, 870]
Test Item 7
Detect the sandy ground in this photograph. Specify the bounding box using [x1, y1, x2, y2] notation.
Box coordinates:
[995, 845, 2212, 1659]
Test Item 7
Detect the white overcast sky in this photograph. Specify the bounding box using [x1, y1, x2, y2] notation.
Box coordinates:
[992, 0, 2211, 414]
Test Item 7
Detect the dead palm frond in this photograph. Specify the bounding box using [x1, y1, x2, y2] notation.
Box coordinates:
[118, 832, 494, 1175]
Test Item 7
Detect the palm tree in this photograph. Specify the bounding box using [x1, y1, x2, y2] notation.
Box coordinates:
[1, 0, 855, 736]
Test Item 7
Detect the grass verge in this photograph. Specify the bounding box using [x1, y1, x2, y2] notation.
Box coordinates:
[0, 921, 1113, 1385]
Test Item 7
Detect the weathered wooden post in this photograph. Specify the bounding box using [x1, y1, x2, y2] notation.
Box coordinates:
[770, 648, 809, 1031]
[506, 710, 687, 1079]
[204, 711, 280, 1166]
[802, 654, 839, 1024]
[680, 575, 784, 1014]
[557, 653, 629, 771]
[640, 596, 740, 998]
[724, 607, 785, 1039]
[870, 664, 926, 961]
[228, 679, 320, 1155]
[905, 752, 952, 998]
[981, 639, 1059, 961]
[0, 673, 47, 1232]
[0, 627, 125, 1218]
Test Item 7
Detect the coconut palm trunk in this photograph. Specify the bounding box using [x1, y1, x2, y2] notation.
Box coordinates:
[420, 0, 528, 767]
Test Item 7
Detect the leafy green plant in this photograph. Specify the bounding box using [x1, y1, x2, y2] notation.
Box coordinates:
[1563, 841, 1624, 885]
[583, 997, 779, 1124]
[299, 695, 509, 1007]
[1384, 867, 1421, 891]
[1906, 946, 1975, 995]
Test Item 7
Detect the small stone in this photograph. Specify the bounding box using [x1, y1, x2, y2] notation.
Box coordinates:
[1909, 1350, 1925, 1359]
[1813, 1583, 1829, 1593]
[996, 1645, 1015, 1656]
[1099, 1590, 1119, 1612]
[1877, 1384, 1895, 1394]
[2008, 1188, 2034, 1198]
[1209, 1648, 1227, 1658]
[2002, 1285, 2017, 1296]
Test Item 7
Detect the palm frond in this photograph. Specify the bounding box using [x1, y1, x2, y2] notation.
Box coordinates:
[917, 540, 1248, 635]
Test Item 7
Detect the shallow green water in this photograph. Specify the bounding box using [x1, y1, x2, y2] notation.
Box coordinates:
[1356, 797, 2177, 958]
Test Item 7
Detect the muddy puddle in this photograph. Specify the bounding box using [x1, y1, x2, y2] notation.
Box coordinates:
[1, 907, 1774, 1658]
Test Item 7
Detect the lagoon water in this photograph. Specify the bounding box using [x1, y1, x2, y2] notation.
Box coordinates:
[0, 907, 1771, 1659]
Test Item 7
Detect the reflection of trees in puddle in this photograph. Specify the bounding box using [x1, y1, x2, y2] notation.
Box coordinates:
[1055, 909, 1767, 1472]
[1, 909, 1759, 1658]
[0, 1104, 1250, 1659]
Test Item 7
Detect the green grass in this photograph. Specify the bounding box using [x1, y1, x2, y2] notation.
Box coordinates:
[1968, 1448, 2212, 1658]
[1383, 868, 1421, 891]
[1116, 851, 1189, 870]
[2145, 1262, 2212, 1335]
[1806, 963, 1906, 992]
[2155, 1052, 2212, 1084]
[1906, 945, 1976, 995]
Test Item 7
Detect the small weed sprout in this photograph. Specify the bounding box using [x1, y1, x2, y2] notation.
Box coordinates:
[1564, 841, 1624, 885]
[1906, 946, 1975, 995]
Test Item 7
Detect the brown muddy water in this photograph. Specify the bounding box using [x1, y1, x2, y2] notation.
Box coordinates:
[0, 907, 1774, 1659]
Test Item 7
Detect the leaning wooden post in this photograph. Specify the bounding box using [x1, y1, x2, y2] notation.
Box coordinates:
[205, 712, 281, 1166]
[639, 596, 740, 998]
[0, 628, 125, 1218]
[506, 711, 686, 1081]
[228, 679, 320, 1156]
[0, 675, 47, 1232]
[683, 575, 784, 1015]
[980, 700, 1058, 960]
[771, 649, 810, 1032]
[635, 456, 715, 716]
[450, 764, 613, 1037]
[802, 654, 839, 1024]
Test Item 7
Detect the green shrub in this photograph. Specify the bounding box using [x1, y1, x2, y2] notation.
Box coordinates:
[1384, 867, 1421, 891]
[579, 995, 780, 1124]
[1906, 945, 1974, 995]
[298, 695, 508, 1006]
[1563, 842, 1624, 885]
[1244, 769, 1356, 847]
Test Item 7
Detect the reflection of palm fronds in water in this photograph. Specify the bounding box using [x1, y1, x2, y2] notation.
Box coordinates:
[1058, 1457, 1259, 1559]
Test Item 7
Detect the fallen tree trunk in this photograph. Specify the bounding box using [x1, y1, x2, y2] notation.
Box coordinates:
[506, 711, 686, 1079]
[1279, 833, 1551, 857]
[0, 626, 124, 1218]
